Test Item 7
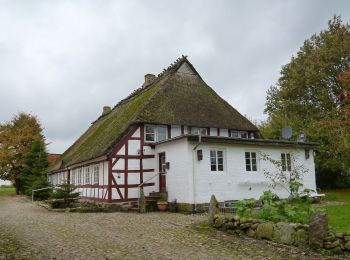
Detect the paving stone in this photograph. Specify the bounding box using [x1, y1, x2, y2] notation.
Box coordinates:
[0, 195, 324, 260]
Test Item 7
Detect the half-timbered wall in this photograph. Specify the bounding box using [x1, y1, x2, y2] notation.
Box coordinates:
[108, 124, 157, 202]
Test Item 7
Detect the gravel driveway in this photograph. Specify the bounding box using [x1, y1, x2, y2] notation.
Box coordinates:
[0, 195, 323, 260]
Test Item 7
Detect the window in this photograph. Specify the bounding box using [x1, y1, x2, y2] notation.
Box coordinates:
[188, 127, 207, 135]
[210, 150, 224, 172]
[93, 165, 99, 184]
[281, 153, 292, 171]
[231, 131, 248, 139]
[145, 125, 168, 142]
[145, 125, 155, 142]
[157, 126, 167, 142]
[85, 167, 90, 184]
[78, 168, 82, 185]
[245, 152, 257, 171]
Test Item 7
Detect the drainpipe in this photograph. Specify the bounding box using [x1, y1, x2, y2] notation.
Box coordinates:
[192, 135, 201, 213]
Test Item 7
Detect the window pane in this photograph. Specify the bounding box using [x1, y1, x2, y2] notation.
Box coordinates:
[210, 150, 216, 157]
[281, 153, 286, 171]
[245, 158, 250, 165]
[200, 128, 207, 136]
[231, 131, 239, 138]
[218, 157, 223, 165]
[157, 126, 167, 142]
[211, 165, 217, 171]
[286, 153, 291, 171]
[252, 164, 257, 171]
[246, 164, 251, 171]
[145, 125, 155, 134]
[190, 127, 199, 135]
[245, 152, 250, 159]
[251, 152, 256, 159]
[217, 151, 223, 158]
[218, 164, 223, 171]
[241, 132, 248, 138]
[210, 157, 216, 165]
[145, 133, 155, 141]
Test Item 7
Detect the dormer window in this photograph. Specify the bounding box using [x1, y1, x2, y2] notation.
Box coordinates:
[145, 125, 167, 142]
[188, 126, 207, 136]
[230, 130, 248, 139]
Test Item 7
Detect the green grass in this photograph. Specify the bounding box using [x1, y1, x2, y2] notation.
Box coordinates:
[321, 189, 350, 233]
[0, 187, 15, 195]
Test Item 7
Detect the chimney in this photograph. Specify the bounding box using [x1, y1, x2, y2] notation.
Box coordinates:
[102, 106, 111, 116]
[143, 74, 156, 87]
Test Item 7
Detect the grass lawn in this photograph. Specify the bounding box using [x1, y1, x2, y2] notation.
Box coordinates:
[321, 189, 350, 233]
[0, 187, 15, 195]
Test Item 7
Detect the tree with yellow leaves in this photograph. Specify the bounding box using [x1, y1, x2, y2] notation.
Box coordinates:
[0, 112, 46, 194]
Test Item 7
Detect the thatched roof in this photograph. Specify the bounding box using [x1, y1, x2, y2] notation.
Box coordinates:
[49, 56, 259, 172]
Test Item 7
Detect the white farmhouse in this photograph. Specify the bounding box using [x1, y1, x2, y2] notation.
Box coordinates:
[48, 56, 318, 211]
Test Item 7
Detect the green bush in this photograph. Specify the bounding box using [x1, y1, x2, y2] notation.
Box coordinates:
[50, 183, 80, 208]
[235, 191, 321, 224]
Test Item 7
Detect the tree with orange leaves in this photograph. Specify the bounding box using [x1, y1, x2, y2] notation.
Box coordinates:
[0, 112, 45, 194]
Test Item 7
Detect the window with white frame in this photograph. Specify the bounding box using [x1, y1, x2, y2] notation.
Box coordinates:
[145, 125, 167, 142]
[281, 153, 292, 171]
[210, 150, 224, 172]
[78, 168, 82, 185]
[188, 126, 207, 136]
[85, 167, 91, 184]
[231, 130, 248, 139]
[93, 165, 99, 184]
[245, 152, 257, 171]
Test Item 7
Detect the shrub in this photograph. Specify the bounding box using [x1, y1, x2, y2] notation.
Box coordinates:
[234, 191, 321, 224]
[49, 183, 80, 208]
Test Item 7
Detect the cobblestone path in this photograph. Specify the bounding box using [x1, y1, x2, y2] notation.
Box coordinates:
[0, 195, 323, 260]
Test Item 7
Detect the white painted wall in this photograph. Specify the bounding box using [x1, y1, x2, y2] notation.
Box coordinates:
[155, 138, 191, 203]
[156, 139, 317, 204]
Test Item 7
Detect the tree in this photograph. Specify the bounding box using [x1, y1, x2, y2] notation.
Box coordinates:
[0, 112, 45, 194]
[262, 16, 350, 188]
[21, 140, 50, 198]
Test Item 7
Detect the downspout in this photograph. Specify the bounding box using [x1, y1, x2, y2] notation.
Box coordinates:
[192, 135, 201, 213]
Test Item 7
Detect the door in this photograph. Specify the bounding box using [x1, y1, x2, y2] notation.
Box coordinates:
[159, 153, 166, 192]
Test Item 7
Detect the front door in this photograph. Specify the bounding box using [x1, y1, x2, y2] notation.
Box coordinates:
[159, 153, 166, 192]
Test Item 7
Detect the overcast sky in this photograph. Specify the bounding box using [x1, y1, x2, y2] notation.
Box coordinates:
[1, 0, 350, 154]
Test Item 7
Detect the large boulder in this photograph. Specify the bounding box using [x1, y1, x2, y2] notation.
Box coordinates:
[256, 223, 274, 240]
[309, 212, 328, 249]
[208, 195, 220, 226]
[274, 223, 295, 245]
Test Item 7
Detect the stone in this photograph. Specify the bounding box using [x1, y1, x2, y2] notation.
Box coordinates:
[335, 233, 344, 239]
[213, 216, 224, 228]
[240, 217, 247, 224]
[251, 223, 259, 230]
[225, 222, 235, 230]
[309, 212, 328, 249]
[295, 229, 308, 246]
[239, 223, 252, 230]
[139, 189, 146, 213]
[208, 195, 220, 226]
[246, 228, 256, 238]
[345, 241, 350, 251]
[256, 223, 274, 240]
[233, 215, 240, 222]
[344, 236, 350, 242]
[332, 246, 343, 255]
[324, 234, 336, 242]
[272, 223, 295, 245]
[324, 240, 340, 249]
